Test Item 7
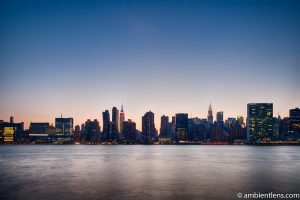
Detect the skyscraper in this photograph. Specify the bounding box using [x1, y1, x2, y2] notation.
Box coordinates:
[55, 117, 73, 135]
[73, 125, 81, 143]
[227, 118, 237, 127]
[10, 116, 14, 123]
[187, 117, 204, 141]
[160, 115, 169, 137]
[216, 112, 224, 124]
[54, 117, 73, 143]
[289, 107, 300, 138]
[102, 110, 110, 142]
[237, 115, 244, 125]
[272, 116, 281, 139]
[247, 103, 273, 142]
[120, 104, 125, 133]
[111, 107, 120, 141]
[122, 119, 136, 144]
[83, 119, 101, 143]
[142, 111, 156, 143]
[74, 125, 80, 132]
[208, 102, 213, 125]
[175, 113, 188, 141]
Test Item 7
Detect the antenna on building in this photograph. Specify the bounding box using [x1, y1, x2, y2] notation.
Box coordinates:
[121, 99, 124, 112]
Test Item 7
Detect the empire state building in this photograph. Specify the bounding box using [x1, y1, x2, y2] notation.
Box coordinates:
[120, 104, 125, 133]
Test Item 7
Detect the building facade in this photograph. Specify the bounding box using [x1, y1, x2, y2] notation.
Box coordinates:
[102, 110, 110, 142]
[247, 103, 273, 142]
[216, 112, 224, 124]
[120, 104, 125, 134]
[111, 107, 120, 141]
[0, 118, 24, 144]
[142, 111, 157, 143]
[122, 119, 136, 144]
[289, 108, 300, 139]
[55, 117, 73, 135]
[208, 102, 213, 125]
[175, 113, 188, 141]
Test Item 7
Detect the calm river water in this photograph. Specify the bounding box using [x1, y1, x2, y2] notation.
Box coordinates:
[0, 145, 299, 200]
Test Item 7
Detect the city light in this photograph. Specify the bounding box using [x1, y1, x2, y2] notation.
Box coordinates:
[0, 104, 299, 145]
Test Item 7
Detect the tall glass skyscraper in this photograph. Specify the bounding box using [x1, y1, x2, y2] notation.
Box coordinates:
[247, 103, 273, 142]
[111, 107, 120, 141]
[289, 107, 300, 138]
[102, 110, 110, 142]
[142, 111, 156, 142]
[55, 117, 73, 136]
[160, 115, 169, 137]
[216, 112, 224, 124]
[175, 113, 188, 141]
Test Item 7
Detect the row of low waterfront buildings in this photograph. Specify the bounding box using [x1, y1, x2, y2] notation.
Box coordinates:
[0, 103, 299, 144]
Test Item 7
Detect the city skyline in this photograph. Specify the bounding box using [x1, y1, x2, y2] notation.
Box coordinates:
[1, 0, 300, 130]
[1, 102, 299, 144]
[0, 102, 298, 131]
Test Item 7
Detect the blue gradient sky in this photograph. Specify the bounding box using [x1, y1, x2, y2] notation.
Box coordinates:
[1, 0, 299, 129]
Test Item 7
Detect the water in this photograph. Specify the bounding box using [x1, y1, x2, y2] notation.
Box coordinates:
[0, 145, 299, 200]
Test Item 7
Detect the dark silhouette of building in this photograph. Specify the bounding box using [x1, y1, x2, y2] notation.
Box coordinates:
[75, 125, 80, 132]
[226, 118, 237, 127]
[289, 108, 300, 138]
[29, 122, 50, 143]
[216, 112, 224, 124]
[122, 119, 136, 144]
[73, 125, 81, 143]
[82, 119, 101, 143]
[111, 107, 119, 141]
[171, 116, 176, 138]
[237, 116, 244, 125]
[29, 123, 49, 135]
[227, 122, 246, 142]
[280, 117, 291, 139]
[210, 122, 227, 142]
[272, 116, 281, 139]
[142, 111, 157, 143]
[102, 110, 110, 142]
[247, 103, 273, 142]
[10, 116, 14, 123]
[160, 115, 169, 137]
[159, 115, 173, 142]
[188, 118, 208, 141]
[176, 113, 188, 141]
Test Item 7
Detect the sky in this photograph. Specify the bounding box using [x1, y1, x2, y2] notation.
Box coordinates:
[0, 0, 299, 130]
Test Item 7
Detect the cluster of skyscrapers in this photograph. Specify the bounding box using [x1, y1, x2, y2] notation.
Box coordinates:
[0, 103, 299, 144]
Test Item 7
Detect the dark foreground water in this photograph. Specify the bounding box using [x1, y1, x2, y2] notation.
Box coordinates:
[0, 145, 299, 200]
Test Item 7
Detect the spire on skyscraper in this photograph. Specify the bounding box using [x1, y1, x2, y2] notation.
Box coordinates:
[121, 103, 124, 113]
[120, 101, 125, 133]
[209, 100, 212, 112]
[208, 101, 213, 124]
